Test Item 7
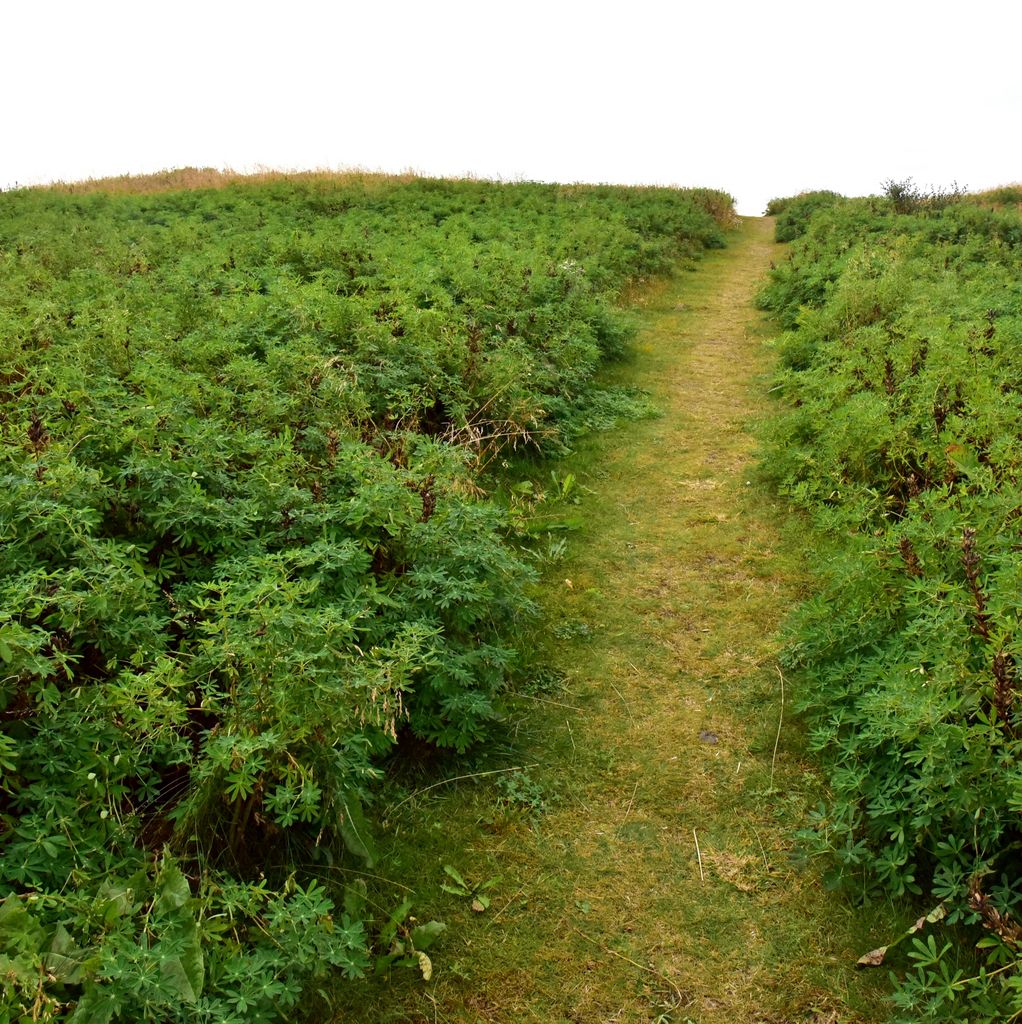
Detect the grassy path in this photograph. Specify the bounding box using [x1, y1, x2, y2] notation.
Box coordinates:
[343, 218, 897, 1023]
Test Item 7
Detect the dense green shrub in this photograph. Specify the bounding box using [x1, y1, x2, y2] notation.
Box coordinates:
[759, 194, 1022, 1020]
[769, 190, 845, 241]
[970, 184, 1022, 208]
[881, 176, 967, 214]
[0, 175, 734, 1020]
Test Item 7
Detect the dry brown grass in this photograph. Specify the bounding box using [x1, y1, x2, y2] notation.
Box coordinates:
[35, 165, 428, 195]
[968, 182, 1022, 209]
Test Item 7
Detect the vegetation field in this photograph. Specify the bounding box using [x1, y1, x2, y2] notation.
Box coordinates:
[5, 167, 1022, 1024]
[0, 174, 734, 1022]
[758, 183, 1022, 1021]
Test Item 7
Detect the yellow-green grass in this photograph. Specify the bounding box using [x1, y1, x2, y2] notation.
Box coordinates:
[967, 183, 1022, 209]
[329, 218, 909, 1023]
[29, 166, 734, 225]
[30, 165, 427, 194]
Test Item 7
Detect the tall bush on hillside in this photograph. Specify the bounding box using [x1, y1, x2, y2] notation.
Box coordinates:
[770, 190, 844, 241]
[0, 176, 735, 1021]
[759, 192, 1022, 1021]
[881, 176, 967, 214]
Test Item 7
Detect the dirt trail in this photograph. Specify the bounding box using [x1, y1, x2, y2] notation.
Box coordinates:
[351, 218, 892, 1023]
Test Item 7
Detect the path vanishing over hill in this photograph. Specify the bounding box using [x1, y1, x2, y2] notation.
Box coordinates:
[342, 218, 897, 1023]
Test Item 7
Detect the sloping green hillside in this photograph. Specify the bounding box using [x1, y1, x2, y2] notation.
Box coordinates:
[0, 176, 733, 1022]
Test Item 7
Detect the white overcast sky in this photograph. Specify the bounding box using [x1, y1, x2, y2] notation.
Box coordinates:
[4, 0, 1020, 214]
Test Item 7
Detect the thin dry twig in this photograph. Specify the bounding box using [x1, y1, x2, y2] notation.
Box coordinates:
[623, 780, 640, 822]
[750, 825, 770, 873]
[425, 989, 442, 1024]
[490, 873, 548, 924]
[693, 829, 704, 882]
[769, 665, 785, 791]
[609, 678, 635, 726]
[386, 764, 540, 819]
[571, 928, 687, 1007]
[292, 862, 416, 894]
[514, 692, 583, 712]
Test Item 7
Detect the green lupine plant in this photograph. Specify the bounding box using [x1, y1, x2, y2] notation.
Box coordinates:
[0, 174, 735, 1020]
[759, 190, 1022, 1020]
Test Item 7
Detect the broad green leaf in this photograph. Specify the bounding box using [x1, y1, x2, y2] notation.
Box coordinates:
[43, 923, 93, 983]
[158, 862, 192, 912]
[177, 923, 205, 1002]
[410, 920, 446, 951]
[379, 898, 413, 948]
[0, 895, 44, 952]
[70, 985, 116, 1024]
[442, 865, 468, 891]
[343, 880, 368, 921]
[160, 953, 200, 1003]
[339, 798, 377, 868]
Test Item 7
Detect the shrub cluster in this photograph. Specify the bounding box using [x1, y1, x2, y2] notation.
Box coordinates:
[880, 177, 968, 215]
[759, 194, 1022, 1019]
[968, 183, 1022, 210]
[0, 175, 733, 1021]
[765, 190, 845, 241]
